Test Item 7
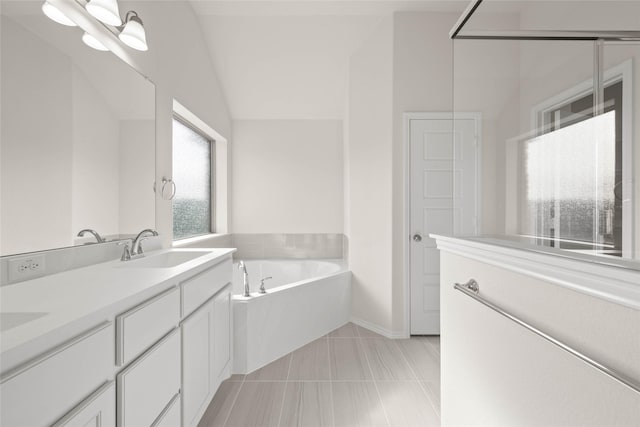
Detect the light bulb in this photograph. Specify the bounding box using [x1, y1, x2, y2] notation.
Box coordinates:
[119, 12, 148, 51]
[85, 0, 122, 26]
[82, 32, 109, 51]
[42, 1, 77, 27]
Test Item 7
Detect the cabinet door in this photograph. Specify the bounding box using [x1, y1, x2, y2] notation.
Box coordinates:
[212, 287, 231, 384]
[53, 381, 115, 427]
[181, 300, 214, 427]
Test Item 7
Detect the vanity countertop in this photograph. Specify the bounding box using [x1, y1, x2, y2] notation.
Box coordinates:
[0, 247, 235, 375]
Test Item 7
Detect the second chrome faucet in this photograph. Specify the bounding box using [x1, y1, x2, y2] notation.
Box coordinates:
[119, 229, 158, 261]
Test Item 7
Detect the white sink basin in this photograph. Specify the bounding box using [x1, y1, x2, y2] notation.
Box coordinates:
[1, 312, 48, 332]
[117, 250, 212, 269]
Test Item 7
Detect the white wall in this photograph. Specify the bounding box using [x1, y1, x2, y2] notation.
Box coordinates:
[232, 120, 343, 233]
[346, 17, 395, 333]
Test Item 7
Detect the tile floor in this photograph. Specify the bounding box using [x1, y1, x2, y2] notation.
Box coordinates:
[198, 323, 441, 427]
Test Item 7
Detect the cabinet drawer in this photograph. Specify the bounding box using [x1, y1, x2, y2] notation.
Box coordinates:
[117, 287, 180, 366]
[53, 381, 116, 427]
[182, 257, 232, 317]
[117, 328, 181, 427]
[0, 322, 114, 427]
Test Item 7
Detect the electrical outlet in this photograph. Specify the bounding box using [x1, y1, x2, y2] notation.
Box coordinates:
[8, 255, 46, 282]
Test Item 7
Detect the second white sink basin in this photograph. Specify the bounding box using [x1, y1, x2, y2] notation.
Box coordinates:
[117, 250, 212, 269]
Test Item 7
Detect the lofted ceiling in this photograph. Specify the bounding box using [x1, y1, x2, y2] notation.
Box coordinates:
[189, 1, 469, 120]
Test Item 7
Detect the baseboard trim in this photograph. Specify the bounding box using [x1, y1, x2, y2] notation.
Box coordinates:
[349, 316, 408, 339]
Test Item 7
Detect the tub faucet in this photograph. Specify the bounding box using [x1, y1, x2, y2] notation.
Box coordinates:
[259, 276, 272, 294]
[131, 229, 158, 256]
[238, 261, 250, 297]
[77, 229, 105, 243]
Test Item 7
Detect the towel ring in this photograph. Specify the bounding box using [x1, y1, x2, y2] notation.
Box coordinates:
[154, 177, 176, 200]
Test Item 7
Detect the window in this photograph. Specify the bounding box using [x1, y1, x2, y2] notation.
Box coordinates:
[521, 81, 623, 255]
[172, 116, 214, 240]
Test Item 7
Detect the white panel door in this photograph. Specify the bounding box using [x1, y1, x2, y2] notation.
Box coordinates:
[410, 115, 478, 335]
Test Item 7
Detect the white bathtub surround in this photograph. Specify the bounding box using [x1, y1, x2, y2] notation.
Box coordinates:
[232, 259, 351, 374]
[231, 233, 344, 260]
[434, 235, 640, 425]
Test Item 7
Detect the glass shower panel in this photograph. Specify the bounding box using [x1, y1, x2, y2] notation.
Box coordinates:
[601, 42, 640, 260]
[453, 38, 622, 249]
[453, 31, 640, 264]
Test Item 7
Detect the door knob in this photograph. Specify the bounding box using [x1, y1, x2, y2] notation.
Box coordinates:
[413, 234, 422, 242]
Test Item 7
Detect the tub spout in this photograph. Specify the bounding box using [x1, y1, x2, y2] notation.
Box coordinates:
[238, 260, 250, 297]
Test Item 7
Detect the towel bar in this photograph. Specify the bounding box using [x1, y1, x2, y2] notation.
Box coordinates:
[454, 279, 640, 394]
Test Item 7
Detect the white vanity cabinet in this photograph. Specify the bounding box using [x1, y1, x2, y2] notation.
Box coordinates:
[182, 297, 216, 427]
[114, 286, 182, 427]
[181, 284, 232, 427]
[52, 381, 116, 427]
[181, 260, 232, 427]
[0, 249, 235, 427]
[0, 322, 115, 427]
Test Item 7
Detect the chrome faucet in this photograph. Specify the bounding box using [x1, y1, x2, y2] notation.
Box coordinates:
[77, 229, 105, 243]
[238, 261, 250, 297]
[259, 276, 272, 294]
[118, 240, 133, 261]
[131, 229, 158, 256]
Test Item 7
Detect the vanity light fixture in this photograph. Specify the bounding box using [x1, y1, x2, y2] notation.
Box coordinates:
[41, 0, 148, 52]
[85, 0, 122, 26]
[82, 31, 109, 51]
[118, 11, 148, 51]
[42, 1, 77, 26]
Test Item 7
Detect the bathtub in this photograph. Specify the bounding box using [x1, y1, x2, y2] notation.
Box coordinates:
[231, 259, 351, 374]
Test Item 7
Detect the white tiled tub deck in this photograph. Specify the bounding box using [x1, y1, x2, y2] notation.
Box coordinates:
[198, 323, 441, 427]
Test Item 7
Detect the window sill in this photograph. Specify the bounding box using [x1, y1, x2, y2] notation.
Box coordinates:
[172, 233, 231, 248]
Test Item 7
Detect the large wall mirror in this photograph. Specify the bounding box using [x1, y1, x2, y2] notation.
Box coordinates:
[1, 1, 155, 257]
